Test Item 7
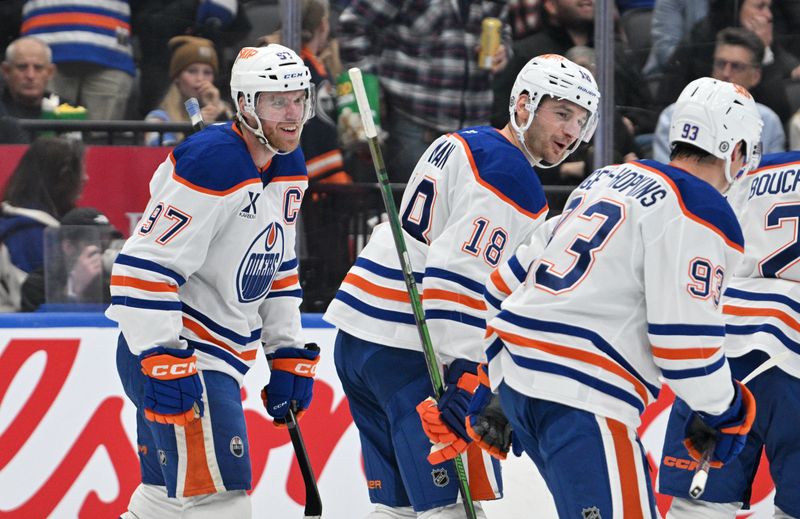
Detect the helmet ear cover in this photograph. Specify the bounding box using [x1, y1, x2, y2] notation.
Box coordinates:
[508, 54, 600, 168]
[669, 77, 763, 184]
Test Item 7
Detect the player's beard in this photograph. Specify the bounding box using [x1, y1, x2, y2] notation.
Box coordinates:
[264, 122, 302, 153]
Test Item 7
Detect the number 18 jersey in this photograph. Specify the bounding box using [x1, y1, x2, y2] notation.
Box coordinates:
[487, 159, 743, 428]
[324, 126, 548, 363]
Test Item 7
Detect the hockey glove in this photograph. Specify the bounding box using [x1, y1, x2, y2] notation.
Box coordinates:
[466, 364, 512, 460]
[683, 380, 756, 467]
[261, 343, 320, 425]
[416, 359, 480, 464]
[140, 346, 204, 426]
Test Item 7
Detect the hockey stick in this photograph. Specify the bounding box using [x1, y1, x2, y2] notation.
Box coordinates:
[348, 67, 477, 519]
[689, 350, 791, 498]
[286, 406, 323, 518]
[184, 97, 205, 132]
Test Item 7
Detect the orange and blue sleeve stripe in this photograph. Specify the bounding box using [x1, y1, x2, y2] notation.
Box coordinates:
[484, 254, 527, 312]
[110, 253, 184, 311]
[647, 323, 727, 380]
[267, 258, 302, 299]
[423, 267, 487, 329]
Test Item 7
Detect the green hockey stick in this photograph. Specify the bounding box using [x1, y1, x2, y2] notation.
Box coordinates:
[348, 67, 477, 519]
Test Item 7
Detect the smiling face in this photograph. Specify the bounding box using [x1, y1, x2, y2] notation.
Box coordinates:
[176, 63, 215, 98]
[254, 90, 309, 152]
[522, 96, 589, 165]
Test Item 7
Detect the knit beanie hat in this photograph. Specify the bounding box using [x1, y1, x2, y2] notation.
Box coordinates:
[168, 36, 219, 79]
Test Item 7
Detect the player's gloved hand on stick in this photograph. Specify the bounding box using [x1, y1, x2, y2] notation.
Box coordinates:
[416, 359, 480, 464]
[466, 364, 513, 460]
[261, 343, 320, 426]
[140, 346, 204, 426]
[683, 380, 756, 467]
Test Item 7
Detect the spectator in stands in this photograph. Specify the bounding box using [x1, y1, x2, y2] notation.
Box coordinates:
[491, 0, 657, 136]
[0, 136, 85, 311]
[20, 206, 123, 311]
[337, 0, 510, 183]
[656, 0, 797, 123]
[20, 0, 135, 120]
[653, 27, 785, 162]
[132, 0, 248, 117]
[144, 36, 232, 146]
[1, 36, 58, 119]
[642, 0, 709, 79]
[509, 0, 543, 40]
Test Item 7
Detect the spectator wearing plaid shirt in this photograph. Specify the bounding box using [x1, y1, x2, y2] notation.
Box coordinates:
[337, 0, 511, 183]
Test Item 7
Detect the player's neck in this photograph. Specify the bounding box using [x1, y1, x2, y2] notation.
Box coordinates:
[240, 125, 276, 169]
[672, 157, 728, 193]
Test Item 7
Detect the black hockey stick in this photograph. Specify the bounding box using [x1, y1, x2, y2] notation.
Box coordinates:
[286, 406, 322, 518]
[348, 67, 477, 519]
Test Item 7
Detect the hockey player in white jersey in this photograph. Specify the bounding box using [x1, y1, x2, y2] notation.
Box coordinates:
[434, 77, 762, 519]
[108, 44, 317, 518]
[659, 150, 800, 519]
[324, 54, 600, 518]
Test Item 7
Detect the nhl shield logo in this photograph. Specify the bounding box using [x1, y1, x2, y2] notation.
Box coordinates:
[582, 506, 602, 519]
[230, 436, 244, 458]
[158, 449, 167, 466]
[431, 468, 449, 488]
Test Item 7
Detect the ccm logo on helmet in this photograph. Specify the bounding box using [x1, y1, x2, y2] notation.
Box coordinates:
[284, 72, 304, 79]
[237, 48, 258, 59]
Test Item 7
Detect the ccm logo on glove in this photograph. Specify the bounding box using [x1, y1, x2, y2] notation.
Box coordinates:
[141, 355, 198, 379]
[271, 358, 318, 376]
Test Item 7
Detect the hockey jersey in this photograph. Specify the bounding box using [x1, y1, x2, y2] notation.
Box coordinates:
[723, 151, 800, 379]
[106, 122, 307, 385]
[486, 160, 742, 429]
[324, 126, 548, 363]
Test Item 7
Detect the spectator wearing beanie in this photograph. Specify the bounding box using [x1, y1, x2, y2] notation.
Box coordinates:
[144, 35, 232, 146]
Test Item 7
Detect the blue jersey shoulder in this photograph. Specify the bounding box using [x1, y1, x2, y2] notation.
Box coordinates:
[639, 159, 744, 249]
[455, 126, 547, 217]
[172, 123, 259, 192]
[757, 151, 800, 170]
[264, 146, 307, 183]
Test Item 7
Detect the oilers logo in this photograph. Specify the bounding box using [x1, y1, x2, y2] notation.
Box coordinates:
[237, 222, 285, 303]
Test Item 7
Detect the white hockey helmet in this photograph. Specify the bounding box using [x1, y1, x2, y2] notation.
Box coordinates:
[509, 54, 600, 168]
[669, 77, 763, 184]
[230, 44, 316, 154]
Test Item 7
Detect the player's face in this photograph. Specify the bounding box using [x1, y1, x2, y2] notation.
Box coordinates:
[526, 97, 588, 164]
[256, 90, 308, 152]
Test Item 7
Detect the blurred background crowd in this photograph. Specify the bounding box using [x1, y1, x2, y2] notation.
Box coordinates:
[2, 0, 799, 312]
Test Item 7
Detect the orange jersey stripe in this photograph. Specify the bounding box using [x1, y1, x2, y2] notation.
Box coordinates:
[182, 317, 259, 361]
[343, 272, 411, 303]
[495, 328, 649, 405]
[452, 133, 546, 220]
[748, 159, 800, 176]
[182, 419, 216, 496]
[608, 419, 645, 519]
[22, 13, 130, 32]
[110, 275, 178, 293]
[651, 345, 720, 360]
[638, 162, 744, 253]
[466, 443, 495, 500]
[724, 304, 800, 333]
[272, 274, 299, 290]
[489, 269, 512, 295]
[423, 288, 486, 311]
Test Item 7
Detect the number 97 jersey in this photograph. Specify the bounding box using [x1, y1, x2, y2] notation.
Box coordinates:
[324, 126, 548, 363]
[487, 159, 744, 429]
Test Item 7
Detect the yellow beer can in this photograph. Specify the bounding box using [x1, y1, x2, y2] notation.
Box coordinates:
[478, 17, 502, 70]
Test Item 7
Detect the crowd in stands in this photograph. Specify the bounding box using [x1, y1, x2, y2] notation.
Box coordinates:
[3, 0, 800, 311]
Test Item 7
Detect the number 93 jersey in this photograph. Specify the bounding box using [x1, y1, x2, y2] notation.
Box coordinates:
[324, 126, 548, 363]
[724, 151, 800, 378]
[487, 159, 744, 429]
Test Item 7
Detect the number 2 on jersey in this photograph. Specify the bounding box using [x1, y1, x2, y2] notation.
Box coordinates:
[759, 202, 800, 278]
[535, 198, 625, 293]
